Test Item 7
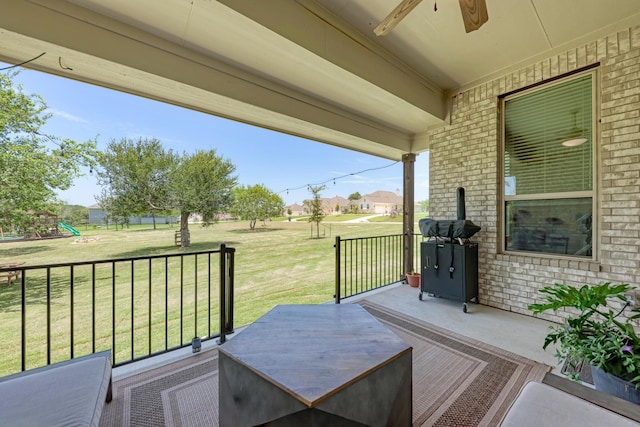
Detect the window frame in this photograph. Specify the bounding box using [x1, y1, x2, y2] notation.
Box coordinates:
[499, 69, 598, 259]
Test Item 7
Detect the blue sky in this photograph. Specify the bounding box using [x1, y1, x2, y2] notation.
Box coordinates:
[8, 65, 429, 207]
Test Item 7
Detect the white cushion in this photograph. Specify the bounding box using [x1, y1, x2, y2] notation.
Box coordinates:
[500, 381, 640, 427]
[0, 356, 111, 427]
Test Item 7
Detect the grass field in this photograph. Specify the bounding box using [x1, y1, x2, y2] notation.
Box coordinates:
[0, 215, 422, 374]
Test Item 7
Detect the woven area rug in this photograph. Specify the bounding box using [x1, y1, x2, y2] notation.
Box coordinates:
[100, 300, 550, 426]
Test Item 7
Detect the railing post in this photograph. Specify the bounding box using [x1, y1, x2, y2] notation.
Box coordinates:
[225, 247, 235, 334]
[334, 236, 341, 304]
[218, 244, 227, 345]
[21, 272, 26, 372]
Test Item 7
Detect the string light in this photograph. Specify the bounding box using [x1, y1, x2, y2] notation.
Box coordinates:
[278, 160, 400, 195]
[0, 52, 46, 70]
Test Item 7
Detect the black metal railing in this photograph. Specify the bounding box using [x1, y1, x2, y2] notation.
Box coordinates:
[334, 233, 422, 302]
[0, 245, 234, 376]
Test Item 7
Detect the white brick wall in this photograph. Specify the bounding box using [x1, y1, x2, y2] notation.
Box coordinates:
[428, 25, 640, 322]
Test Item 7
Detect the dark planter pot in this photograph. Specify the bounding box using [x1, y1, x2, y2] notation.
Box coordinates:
[590, 365, 640, 404]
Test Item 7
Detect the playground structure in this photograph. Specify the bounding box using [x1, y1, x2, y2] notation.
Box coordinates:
[59, 222, 81, 236]
[0, 210, 80, 241]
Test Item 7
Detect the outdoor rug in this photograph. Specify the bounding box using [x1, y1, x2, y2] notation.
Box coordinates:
[100, 300, 550, 426]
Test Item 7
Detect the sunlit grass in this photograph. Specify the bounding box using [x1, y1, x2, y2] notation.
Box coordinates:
[0, 219, 418, 374]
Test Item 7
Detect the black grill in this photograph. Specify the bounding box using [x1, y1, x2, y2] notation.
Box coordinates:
[417, 187, 479, 313]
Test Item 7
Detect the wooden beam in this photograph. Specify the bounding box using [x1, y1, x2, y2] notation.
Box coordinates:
[402, 153, 416, 276]
[0, 0, 413, 157]
[219, 0, 446, 120]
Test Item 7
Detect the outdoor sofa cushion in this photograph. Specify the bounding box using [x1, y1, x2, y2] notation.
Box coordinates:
[0, 350, 112, 427]
[500, 380, 640, 427]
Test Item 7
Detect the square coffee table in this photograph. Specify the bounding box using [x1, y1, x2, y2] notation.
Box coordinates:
[218, 304, 412, 426]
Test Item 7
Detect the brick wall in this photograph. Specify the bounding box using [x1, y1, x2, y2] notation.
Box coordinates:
[428, 25, 640, 322]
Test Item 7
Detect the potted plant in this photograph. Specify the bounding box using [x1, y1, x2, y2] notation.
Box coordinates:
[406, 271, 421, 288]
[529, 282, 640, 403]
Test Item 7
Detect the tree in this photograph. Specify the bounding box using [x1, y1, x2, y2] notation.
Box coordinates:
[170, 150, 237, 247]
[58, 204, 89, 226]
[304, 185, 326, 239]
[96, 142, 236, 246]
[348, 191, 361, 213]
[0, 71, 97, 231]
[419, 199, 430, 214]
[95, 138, 177, 229]
[230, 184, 284, 230]
[96, 189, 131, 230]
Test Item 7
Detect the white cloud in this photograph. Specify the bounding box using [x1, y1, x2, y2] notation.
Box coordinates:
[48, 109, 88, 123]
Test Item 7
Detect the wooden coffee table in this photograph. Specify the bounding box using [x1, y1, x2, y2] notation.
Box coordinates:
[218, 304, 412, 426]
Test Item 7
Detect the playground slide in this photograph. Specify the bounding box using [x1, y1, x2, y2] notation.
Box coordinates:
[59, 222, 81, 236]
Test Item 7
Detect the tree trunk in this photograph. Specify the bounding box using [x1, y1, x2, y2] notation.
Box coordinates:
[180, 213, 191, 247]
[250, 219, 256, 230]
[152, 212, 157, 230]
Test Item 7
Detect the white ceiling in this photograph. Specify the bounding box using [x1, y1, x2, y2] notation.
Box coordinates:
[1, 0, 639, 159]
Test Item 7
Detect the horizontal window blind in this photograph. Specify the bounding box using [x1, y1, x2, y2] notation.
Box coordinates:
[504, 75, 593, 196]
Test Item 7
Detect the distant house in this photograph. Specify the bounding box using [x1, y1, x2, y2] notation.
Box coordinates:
[286, 196, 350, 216]
[87, 204, 176, 225]
[321, 196, 350, 215]
[284, 191, 407, 217]
[284, 203, 305, 217]
[87, 204, 106, 225]
[356, 191, 403, 215]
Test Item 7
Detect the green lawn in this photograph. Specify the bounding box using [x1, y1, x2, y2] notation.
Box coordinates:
[0, 219, 419, 374]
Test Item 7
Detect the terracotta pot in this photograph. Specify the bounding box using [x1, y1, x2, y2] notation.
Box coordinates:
[406, 273, 420, 287]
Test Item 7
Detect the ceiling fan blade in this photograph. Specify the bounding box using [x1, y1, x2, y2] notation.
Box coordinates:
[459, 0, 489, 33]
[374, 0, 423, 36]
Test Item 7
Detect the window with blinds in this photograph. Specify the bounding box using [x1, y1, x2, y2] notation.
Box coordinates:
[502, 71, 595, 258]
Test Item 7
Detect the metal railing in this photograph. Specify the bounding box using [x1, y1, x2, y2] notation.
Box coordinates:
[0, 245, 234, 376]
[334, 233, 422, 302]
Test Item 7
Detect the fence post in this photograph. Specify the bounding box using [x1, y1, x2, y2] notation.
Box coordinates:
[334, 236, 341, 304]
[218, 244, 227, 345]
[225, 247, 235, 334]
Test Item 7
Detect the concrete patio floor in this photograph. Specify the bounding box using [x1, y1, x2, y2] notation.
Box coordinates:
[346, 283, 561, 370]
[112, 282, 561, 381]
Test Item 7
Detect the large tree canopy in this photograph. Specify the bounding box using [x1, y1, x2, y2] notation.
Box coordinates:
[96, 141, 237, 246]
[0, 71, 97, 231]
[230, 184, 284, 230]
[95, 137, 178, 229]
[171, 150, 237, 247]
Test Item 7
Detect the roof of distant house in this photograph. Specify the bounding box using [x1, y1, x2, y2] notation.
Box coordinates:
[285, 203, 304, 210]
[322, 196, 350, 206]
[359, 190, 402, 204]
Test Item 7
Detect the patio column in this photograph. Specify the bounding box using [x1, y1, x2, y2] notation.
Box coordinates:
[402, 153, 416, 277]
